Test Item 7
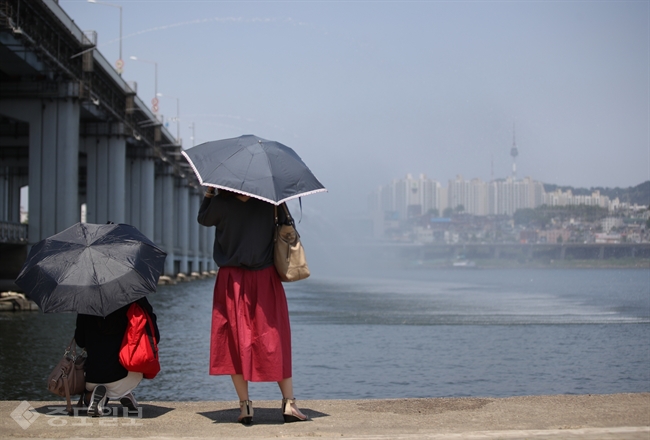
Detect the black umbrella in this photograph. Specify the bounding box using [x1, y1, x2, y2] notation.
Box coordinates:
[181, 134, 327, 205]
[15, 222, 167, 317]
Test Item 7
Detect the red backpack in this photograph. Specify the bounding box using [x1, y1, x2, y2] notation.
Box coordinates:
[119, 302, 160, 379]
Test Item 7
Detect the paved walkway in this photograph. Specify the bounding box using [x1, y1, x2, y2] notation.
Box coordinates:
[2, 393, 649, 439]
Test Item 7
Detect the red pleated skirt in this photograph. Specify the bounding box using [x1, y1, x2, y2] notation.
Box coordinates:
[209, 266, 292, 382]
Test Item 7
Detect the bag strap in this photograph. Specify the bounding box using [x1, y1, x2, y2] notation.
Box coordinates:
[65, 338, 77, 359]
[63, 337, 76, 414]
[63, 373, 73, 414]
[142, 307, 158, 358]
[273, 203, 299, 240]
[281, 203, 294, 226]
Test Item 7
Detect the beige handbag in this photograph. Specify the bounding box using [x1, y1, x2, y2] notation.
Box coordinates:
[274, 203, 310, 282]
[47, 337, 86, 414]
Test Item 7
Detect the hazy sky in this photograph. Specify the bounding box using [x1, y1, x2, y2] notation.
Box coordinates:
[60, 0, 648, 214]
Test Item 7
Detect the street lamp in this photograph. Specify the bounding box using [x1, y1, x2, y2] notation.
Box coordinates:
[130, 56, 158, 114]
[87, 0, 123, 74]
[189, 122, 196, 147]
[157, 93, 181, 144]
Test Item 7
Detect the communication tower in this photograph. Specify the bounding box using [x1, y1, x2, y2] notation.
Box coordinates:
[510, 123, 518, 179]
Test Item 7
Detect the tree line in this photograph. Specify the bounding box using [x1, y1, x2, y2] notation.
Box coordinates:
[543, 181, 649, 206]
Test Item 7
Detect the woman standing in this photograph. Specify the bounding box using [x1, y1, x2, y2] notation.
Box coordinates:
[197, 187, 308, 425]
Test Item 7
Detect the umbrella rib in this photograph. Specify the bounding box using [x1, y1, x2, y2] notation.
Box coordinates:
[258, 139, 279, 197]
[212, 135, 260, 174]
[212, 148, 247, 173]
[259, 139, 275, 180]
[182, 146, 247, 186]
[242, 145, 257, 188]
[86, 245, 104, 315]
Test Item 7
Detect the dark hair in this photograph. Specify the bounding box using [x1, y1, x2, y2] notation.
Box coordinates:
[217, 189, 237, 198]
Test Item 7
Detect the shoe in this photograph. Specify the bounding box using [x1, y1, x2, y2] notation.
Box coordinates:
[87, 385, 107, 417]
[237, 400, 253, 425]
[120, 392, 139, 412]
[282, 398, 309, 423]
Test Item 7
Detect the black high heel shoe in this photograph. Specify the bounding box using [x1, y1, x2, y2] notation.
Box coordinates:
[282, 398, 309, 423]
[238, 400, 253, 425]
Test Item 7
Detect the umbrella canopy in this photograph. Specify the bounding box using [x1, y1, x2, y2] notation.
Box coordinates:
[15, 222, 167, 317]
[181, 134, 327, 205]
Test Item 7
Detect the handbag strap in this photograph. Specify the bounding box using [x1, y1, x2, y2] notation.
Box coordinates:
[65, 338, 77, 359]
[62, 337, 76, 414]
[142, 306, 159, 358]
[281, 203, 294, 226]
[63, 373, 73, 414]
[274, 203, 293, 224]
[274, 203, 295, 225]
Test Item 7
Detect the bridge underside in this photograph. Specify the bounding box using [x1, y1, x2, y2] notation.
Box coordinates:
[0, 0, 216, 281]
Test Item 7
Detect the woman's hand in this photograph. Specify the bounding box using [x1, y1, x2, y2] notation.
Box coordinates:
[204, 187, 216, 198]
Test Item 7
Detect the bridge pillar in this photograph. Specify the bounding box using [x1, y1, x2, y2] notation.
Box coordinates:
[599, 246, 605, 260]
[0, 94, 80, 243]
[198, 218, 216, 273]
[125, 156, 155, 240]
[189, 191, 201, 274]
[155, 166, 175, 276]
[176, 182, 190, 274]
[84, 126, 126, 224]
[199, 224, 207, 272]
[0, 167, 23, 223]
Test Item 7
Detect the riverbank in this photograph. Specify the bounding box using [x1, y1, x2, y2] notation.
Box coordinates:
[2, 393, 648, 439]
[408, 257, 650, 270]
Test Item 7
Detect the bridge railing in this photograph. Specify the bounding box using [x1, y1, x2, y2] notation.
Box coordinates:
[0, 222, 28, 244]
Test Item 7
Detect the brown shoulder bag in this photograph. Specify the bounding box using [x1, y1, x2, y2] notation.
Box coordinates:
[274, 203, 310, 282]
[47, 337, 86, 414]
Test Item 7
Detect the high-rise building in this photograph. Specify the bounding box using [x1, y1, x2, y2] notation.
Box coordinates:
[488, 177, 544, 216]
[370, 174, 443, 220]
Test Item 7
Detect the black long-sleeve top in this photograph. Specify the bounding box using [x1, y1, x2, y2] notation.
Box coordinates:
[75, 297, 159, 384]
[197, 193, 288, 269]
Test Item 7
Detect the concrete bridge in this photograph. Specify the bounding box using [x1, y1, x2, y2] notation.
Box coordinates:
[375, 242, 650, 263]
[0, 0, 216, 284]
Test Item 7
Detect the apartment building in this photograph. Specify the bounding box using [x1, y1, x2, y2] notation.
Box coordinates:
[370, 173, 444, 220]
[370, 174, 544, 220]
[542, 189, 610, 208]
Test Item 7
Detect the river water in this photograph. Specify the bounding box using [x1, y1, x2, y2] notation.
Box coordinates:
[1, 268, 648, 401]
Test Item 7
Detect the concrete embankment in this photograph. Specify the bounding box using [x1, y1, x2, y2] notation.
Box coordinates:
[2, 393, 648, 439]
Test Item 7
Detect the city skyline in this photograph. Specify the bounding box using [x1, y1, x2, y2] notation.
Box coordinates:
[57, 0, 649, 216]
[369, 172, 643, 221]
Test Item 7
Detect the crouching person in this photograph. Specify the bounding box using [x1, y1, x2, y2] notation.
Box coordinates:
[75, 297, 160, 417]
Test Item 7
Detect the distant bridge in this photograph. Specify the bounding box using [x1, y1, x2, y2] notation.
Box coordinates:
[0, 0, 215, 281]
[372, 242, 650, 262]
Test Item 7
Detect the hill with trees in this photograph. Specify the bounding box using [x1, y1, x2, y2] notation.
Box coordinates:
[543, 181, 649, 206]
